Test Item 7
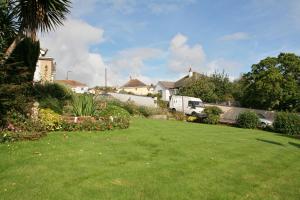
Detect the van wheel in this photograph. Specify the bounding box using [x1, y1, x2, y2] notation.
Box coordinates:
[171, 108, 176, 113]
[191, 112, 197, 117]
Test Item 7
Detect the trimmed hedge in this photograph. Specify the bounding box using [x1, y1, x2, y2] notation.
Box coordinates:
[237, 111, 259, 129]
[273, 112, 300, 135]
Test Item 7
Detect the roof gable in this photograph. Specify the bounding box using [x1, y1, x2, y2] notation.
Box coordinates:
[122, 79, 147, 87]
[158, 81, 175, 89]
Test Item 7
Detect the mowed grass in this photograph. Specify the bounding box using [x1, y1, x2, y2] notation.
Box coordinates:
[0, 118, 300, 200]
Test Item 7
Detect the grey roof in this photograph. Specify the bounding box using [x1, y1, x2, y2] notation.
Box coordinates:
[158, 81, 175, 89]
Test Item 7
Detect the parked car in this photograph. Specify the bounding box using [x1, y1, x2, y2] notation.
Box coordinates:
[258, 113, 273, 128]
[169, 95, 205, 116]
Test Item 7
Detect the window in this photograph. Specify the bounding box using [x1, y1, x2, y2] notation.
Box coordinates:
[188, 101, 203, 108]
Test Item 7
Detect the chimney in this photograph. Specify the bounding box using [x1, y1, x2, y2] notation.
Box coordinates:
[188, 67, 193, 77]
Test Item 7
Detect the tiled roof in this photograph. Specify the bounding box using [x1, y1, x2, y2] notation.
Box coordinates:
[122, 79, 147, 87]
[158, 81, 175, 89]
[55, 80, 87, 87]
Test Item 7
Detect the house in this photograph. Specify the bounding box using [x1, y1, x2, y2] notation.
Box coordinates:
[154, 68, 202, 101]
[33, 49, 56, 83]
[118, 78, 154, 96]
[55, 80, 89, 94]
[154, 81, 176, 101]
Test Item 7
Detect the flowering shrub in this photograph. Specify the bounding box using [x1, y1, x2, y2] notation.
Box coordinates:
[95, 105, 130, 129]
[38, 108, 62, 131]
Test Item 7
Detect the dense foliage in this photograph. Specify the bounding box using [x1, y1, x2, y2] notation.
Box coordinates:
[273, 112, 300, 135]
[72, 94, 97, 117]
[179, 71, 233, 103]
[33, 83, 72, 114]
[0, 38, 40, 126]
[240, 53, 300, 111]
[203, 106, 223, 124]
[38, 108, 63, 131]
[237, 111, 259, 129]
[1, 0, 71, 126]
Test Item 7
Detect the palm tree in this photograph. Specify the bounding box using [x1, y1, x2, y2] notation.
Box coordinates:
[1, 0, 71, 64]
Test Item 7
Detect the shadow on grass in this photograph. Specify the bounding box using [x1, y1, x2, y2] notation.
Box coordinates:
[289, 142, 300, 149]
[256, 138, 284, 146]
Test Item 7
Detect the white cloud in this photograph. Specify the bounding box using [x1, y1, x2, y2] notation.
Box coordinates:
[40, 18, 108, 87]
[39, 17, 162, 87]
[168, 33, 206, 72]
[207, 59, 243, 80]
[109, 47, 163, 85]
[219, 32, 250, 41]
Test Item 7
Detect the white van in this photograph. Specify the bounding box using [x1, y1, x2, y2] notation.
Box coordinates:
[169, 95, 205, 116]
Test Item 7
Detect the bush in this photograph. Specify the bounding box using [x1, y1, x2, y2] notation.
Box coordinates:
[3, 109, 47, 133]
[158, 100, 168, 109]
[38, 108, 62, 131]
[203, 106, 222, 124]
[237, 111, 259, 129]
[0, 131, 46, 143]
[95, 105, 130, 129]
[61, 118, 107, 132]
[121, 102, 140, 115]
[137, 106, 153, 117]
[96, 105, 130, 119]
[33, 83, 72, 114]
[72, 94, 97, 116]
[170, 111, 186, 121]
[273, 112, 300, 135]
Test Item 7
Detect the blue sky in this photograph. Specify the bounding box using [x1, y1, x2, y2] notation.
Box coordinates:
[41, 0, 300, 86]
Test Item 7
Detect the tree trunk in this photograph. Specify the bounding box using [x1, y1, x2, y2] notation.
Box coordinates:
[1, 33, 23, 65]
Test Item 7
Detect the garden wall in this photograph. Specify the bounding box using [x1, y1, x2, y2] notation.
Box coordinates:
[205, 103, 275, 123]
[108, 93, 158, 108]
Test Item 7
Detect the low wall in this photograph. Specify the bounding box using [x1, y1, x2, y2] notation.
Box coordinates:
[205, 103, 275, 122]
[108, 93, 157, 108]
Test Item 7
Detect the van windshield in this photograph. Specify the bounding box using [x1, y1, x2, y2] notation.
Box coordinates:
[188, 101, 203, 108]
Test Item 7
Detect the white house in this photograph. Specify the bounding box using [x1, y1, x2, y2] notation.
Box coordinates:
[154, 68, 202, 101]
[55, 80, 89, 94]
[154, 81, 176, 101]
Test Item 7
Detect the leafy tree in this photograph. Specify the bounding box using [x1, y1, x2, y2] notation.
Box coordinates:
[1, 0, 71, 63]
[241, 53, 300, 111]
[0, 0, 71, 126]
[179, 76, 218, 103]
[210, 71, 233, 102]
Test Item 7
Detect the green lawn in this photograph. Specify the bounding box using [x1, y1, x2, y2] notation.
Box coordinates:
[0, 118, 300, 200]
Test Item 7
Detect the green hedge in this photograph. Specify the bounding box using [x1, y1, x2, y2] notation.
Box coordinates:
[237, 111, 259, 129]
[273, 112, 300, 135]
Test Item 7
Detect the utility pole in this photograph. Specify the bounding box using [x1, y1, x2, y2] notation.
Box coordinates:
[105, 67, 107, 94]
[66, 70, 72, 80]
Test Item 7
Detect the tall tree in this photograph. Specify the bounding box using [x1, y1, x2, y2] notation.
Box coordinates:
[241, 53, 300, 111]
[179, 76, 218, 103]
[1, 0, 71, 63]
[210, 71, 233, 102]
